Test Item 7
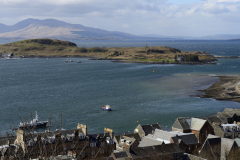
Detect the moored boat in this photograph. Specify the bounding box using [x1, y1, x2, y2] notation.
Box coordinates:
[102, 105, 112, 111]
[19, 111, 48, 129]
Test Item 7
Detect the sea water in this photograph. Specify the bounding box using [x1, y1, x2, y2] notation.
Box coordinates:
[0, 40, 240, 134]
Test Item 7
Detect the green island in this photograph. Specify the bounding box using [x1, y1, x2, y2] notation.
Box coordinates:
[0, 39, 216, 64]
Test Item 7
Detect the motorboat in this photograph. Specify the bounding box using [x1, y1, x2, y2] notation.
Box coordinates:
[102, 105, 112, 111]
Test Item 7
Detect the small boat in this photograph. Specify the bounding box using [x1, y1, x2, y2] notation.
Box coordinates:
[77, 61, 81, 63]
[19, 111, 48, 129]
[70, 60, 73, 62]
[102, 105, 112, 111]
[153, 69, 155, 72]
[65, 60, 68, 62]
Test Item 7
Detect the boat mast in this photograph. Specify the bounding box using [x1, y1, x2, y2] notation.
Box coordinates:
[35, 111, 39, 120]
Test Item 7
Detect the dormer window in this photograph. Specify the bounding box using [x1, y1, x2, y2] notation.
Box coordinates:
[61, 135, 66, 141]
[90, 142, 96, 147]
[121, 139, 126, 143]
[48, 136, 55, 143]
[126, 140, 132, 145]
[41, 137, 46, 144]
[28, 139, 33, 146]
[67, 134, 74, 141]
[79, 133, 85, 139]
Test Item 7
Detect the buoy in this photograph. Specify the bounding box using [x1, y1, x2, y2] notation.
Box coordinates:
[138, 98, 139, 99]
[156, 103, 157, 104]
[138, 111, 140, 112]
[18, 108, 20, 109]
[137, 121, 139, 123]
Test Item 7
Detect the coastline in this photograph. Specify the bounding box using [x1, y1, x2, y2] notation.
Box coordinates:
[198, 76, 240, 103]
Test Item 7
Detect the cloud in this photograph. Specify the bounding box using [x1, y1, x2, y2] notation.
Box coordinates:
[0, 0, 240, 36]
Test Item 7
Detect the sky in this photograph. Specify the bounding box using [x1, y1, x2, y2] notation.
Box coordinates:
[0, 0, 240, 37]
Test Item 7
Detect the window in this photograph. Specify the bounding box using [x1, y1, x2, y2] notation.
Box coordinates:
[70, 144, 73, 149]
[90, 142, 96, 147]
[63, 145, 66, 151]
[101, 142, 105, 146]
[81, 151, 85, 157]
[91, 150, 95, 156]
[100, 149, 104, 154]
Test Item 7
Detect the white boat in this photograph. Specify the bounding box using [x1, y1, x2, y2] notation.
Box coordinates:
[19, 111, 48, 129]
[102, 105, 112, 111]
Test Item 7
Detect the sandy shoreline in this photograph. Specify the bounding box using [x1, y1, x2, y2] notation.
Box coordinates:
[198, 76, 240, 103]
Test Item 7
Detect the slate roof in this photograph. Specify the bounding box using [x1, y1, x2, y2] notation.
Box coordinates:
[190, 118, 206, 131]
[112, 151, 129, 159]
[122, 133, 141, 142]
[183, 153, 207, 160]
[234, 138, 240, 148]
[138, 136, 163, 147]
[216, 113, 231, 124]
[172, 118, 190, 130]
[96, 157, 114, 160]
[131, 144, 183, 157]
[208, 115, 222, 124]
[141, 123, 162, 135]
[152, 129, 177, 143]
[200, 134, 236, 160]
[171, 134, 199, 145]
[172, 117, 206, 131]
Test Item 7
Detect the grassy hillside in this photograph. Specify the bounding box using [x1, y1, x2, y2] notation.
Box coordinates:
[0, 39, 216, 63]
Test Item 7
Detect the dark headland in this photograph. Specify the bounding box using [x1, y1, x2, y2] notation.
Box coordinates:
[0, 39, 216, 65]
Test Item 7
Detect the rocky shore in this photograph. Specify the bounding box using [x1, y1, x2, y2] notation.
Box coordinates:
[198, 76, 240, 103]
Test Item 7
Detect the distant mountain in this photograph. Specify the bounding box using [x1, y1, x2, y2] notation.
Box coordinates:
[198, 34, 240, 40]
[0, 18, 239, 40]
[0, 18, 140, 40]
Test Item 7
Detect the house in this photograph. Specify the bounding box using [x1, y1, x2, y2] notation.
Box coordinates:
[171, 134, 199, 154]
[208, 108, 240, 125]
[199, 134, 240, 160]
[208, 108, 240, 138]
[13, 125, 116, 159]
[134, 123, 162, 139]
[138, 135, 163, 147]
[172, 117, 214, 144]
[114, 134, 140, 154]
[139, 129, 199, 154]
[131, 144, 184, 160]
[177, 56, 185, 62]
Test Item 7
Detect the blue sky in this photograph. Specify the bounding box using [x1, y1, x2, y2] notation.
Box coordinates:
[0, 0, 240, 37]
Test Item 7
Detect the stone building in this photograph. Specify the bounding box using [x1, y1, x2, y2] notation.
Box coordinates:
[114, 133, 140, 154]
[134, 123, 162, 139]
[13, 125, 115, 159]
[208, 108, 240, 138]
[172, 117, 214, 145]
[138, 129, 199, 154]
[131, 144, 184, 160]
[199, 134, 240, 160]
